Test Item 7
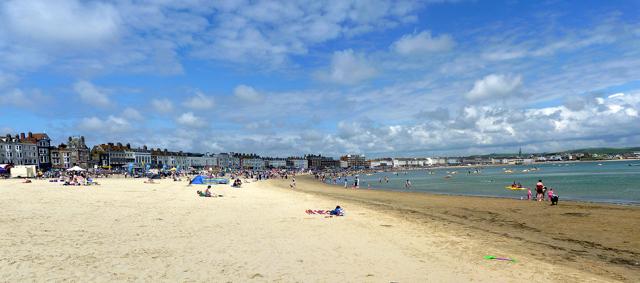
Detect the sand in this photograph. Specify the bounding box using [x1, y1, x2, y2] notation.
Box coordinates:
[0, 176, 636, 282]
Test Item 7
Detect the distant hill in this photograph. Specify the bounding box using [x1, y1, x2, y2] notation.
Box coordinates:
[562, 147, 640, 155]
[467, 147, 640, 159]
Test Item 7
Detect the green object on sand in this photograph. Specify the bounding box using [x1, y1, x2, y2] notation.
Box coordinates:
[484, 255, 516, 262]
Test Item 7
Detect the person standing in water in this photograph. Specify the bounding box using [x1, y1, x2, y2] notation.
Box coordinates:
[536, 180, 544, 202]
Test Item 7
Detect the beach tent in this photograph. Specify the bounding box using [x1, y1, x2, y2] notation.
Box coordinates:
[191, 175, 205, 185]
[11, 165, 36, 178]
[67, 166, 86, 172]
[0, 164, 9, 174]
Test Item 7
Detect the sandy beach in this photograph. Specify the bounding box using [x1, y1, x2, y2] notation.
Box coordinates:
[1, 177, 637, 282]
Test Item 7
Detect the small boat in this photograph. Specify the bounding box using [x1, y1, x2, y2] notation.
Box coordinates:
[505, 186, 526, 191]
[444, 175, 452, 179]
[504, 169, 513, 174]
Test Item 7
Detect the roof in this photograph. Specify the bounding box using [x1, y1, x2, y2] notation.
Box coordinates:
[19, 133, 50, 144]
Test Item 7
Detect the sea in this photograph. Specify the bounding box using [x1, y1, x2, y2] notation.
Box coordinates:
[329, 160, 640, 205]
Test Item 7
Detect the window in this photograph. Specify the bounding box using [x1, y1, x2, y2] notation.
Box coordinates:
[16, 145, 22, 151]
[6, 145, 12, 150]
[64, 157, 70, 163]
[17, 152, 23, 158]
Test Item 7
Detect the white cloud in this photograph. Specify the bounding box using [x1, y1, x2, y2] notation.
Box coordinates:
[195, 1, 424, 64]
[121, 108, 143, 121]
[392, 30, 455, 55]
[176, 112, 206, 128]
[151, 98, 174, 113]
[0, 72, 18, 89]
[79, 115, 131, 133]
[466, 74, 522, 101]
[0, 88, 50, 108]
[73, 80, 110, 107]
[316, 49, 377, 85]
[234, 85, 263, 103]
[1, 0, 121, 47]
[183, 91, 214, 110]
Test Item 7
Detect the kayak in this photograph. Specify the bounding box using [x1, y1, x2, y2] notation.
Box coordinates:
[505, 186, 526, 191]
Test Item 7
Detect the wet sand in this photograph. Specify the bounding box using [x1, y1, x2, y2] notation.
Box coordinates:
[272, 176, 640, 282]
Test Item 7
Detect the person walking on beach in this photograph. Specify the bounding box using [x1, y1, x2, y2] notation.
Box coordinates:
[344, 179, 348, 188]
[290, 177, 296, 189]
[536, 180, 544, 202]
[527, 188, 532, 200]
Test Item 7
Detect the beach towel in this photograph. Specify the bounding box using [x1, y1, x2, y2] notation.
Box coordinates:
[305, 209, 330, 215]
[305, 209, 344, 216]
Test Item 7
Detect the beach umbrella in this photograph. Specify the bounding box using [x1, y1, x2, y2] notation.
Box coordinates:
[67, 166, 86, 172]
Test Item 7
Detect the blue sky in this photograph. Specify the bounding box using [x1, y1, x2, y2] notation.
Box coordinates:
[1, 0, 640, 157]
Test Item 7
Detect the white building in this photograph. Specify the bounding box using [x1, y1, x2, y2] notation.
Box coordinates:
[242, 158, 265, 169]
[266, 159, 287, 168]
[287, 158, 308, 169]
[369, 158, 393, 168]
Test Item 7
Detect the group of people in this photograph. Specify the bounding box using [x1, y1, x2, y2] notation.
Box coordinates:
[526, 179, 559, 204]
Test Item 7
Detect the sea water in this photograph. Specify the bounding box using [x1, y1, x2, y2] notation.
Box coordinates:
[336, 160, 640, 204]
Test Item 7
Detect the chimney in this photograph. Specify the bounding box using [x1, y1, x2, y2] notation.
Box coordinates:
[20, 133, 25, 140]
[126, 143, 130, 149]
[81, 136, 85, 143]
[108, 142, 114, 146]
[143, 145, 147, 150]
[28, 132, 33, 138]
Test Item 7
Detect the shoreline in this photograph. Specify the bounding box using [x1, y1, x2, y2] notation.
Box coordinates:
[322, 181, 640, 206]
[330, 159, 640, 205]
[273, 175, 640, 281]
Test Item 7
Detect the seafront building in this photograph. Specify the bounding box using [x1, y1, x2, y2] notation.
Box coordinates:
[340, 154, 366, 168]
[264, 158, 287, 169]
[18, 132, 52, 171]
[3, 130, 639, 173]
[0, 134, 38, 166]
[286, 157, 308, 169]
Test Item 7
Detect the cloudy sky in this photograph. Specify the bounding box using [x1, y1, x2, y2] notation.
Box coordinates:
[1, 0, 639, 157]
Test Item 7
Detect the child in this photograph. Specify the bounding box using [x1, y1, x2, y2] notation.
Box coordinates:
[527, 188, 532, 200]
[548, 188, 554, 201]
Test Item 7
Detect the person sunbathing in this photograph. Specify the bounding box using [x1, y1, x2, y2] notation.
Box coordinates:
[22, 178, 32, 183]
[329, 205, 344, 216]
